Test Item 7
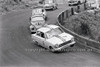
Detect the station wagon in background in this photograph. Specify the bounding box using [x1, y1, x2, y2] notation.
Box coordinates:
[31, 7, 47, 20]
[31, 25, 75, 52]
[43, 0, 58, 10]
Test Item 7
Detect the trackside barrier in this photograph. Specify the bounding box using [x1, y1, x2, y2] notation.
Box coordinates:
[57, 3, 100, 53]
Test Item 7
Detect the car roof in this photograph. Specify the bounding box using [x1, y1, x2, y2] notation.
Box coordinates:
[37, 27, 51, 33]
[47, 25, 59, 29]
[37, 25, 59, 33]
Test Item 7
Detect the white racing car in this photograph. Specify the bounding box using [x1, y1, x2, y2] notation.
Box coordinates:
[31, 7, 47, 20]
[31, 25, 75, 52]
[43, 0, 57, 10]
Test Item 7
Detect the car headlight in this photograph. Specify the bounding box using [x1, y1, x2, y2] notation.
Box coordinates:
[54, 44, 59, 48]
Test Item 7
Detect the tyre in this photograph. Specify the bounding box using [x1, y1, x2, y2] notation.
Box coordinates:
[29, 17, 31, 22]
[52, 6, 55, 10]
[45, 16, 47, 21]
[49, 46, 55, 52]
[68, 4, 72, 6]
[30, 25, 36, 34]
[70, 44, 74, 47]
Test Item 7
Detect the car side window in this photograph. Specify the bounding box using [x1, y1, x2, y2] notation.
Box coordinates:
[37, 31, 45, 38]
[41, 32, 45, 38]
[42, 9, 44, 12]
[37, 31, 41, 36]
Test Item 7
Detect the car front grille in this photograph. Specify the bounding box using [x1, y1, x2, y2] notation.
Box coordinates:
[59, 40, 72, 47]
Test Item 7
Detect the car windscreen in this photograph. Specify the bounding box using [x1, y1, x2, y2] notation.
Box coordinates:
[46, 28, 63, 39]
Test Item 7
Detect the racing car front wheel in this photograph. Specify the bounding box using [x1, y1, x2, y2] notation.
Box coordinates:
[29, 17, 31, 22]
[70, 44, 74, 47]
[49, 46, 55, 52]
[45, 16, 47, 21]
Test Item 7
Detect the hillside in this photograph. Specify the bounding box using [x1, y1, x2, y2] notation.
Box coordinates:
[0, 0, 68, 15]
[0, 0, 39, 15]
[63, 10, 100, 42]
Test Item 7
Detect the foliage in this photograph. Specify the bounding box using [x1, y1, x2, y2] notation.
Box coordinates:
[0, 0, 39, 14]
[64, 11, 100, 41]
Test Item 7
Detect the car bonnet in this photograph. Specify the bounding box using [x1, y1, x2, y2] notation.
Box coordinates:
[46, 32, 73, 45]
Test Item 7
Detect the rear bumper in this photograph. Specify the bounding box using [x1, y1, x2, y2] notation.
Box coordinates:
[44, 6, 54, 9]
[68, 3, 78, 6]
[53, 41, 76, 51]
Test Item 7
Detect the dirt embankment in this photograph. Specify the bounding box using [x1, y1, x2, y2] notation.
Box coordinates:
[63, 10, 100, 42]
[0, 0, 40, 15]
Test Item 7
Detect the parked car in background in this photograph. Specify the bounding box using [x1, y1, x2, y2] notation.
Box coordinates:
[43, 0, 58, 10]
[31, 24, 75, 52]
[31, 7, 47, 20]
[68, 0, 86, 6]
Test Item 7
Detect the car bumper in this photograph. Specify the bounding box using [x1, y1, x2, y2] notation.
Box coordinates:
[68, 3, 78, 6]
[44, 6, 54, 9]
[53, 41, 76, 51]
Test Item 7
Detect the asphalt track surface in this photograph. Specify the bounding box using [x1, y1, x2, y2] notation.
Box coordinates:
[1, 4, 100, 67]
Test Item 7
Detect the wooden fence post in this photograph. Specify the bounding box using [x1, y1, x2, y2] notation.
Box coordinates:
[76, 5, 80, 13]
[71, 8, 74, 15]
[66, 10, 68, 18]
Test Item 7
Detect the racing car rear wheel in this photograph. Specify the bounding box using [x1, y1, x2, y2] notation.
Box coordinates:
[45, 16, 47, 21]
[70, 44, 74, 47]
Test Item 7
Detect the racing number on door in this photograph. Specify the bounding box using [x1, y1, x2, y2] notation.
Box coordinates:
[36, 22, 42, 25]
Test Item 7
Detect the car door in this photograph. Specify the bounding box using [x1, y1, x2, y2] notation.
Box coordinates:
[35, 31, 46, 47]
